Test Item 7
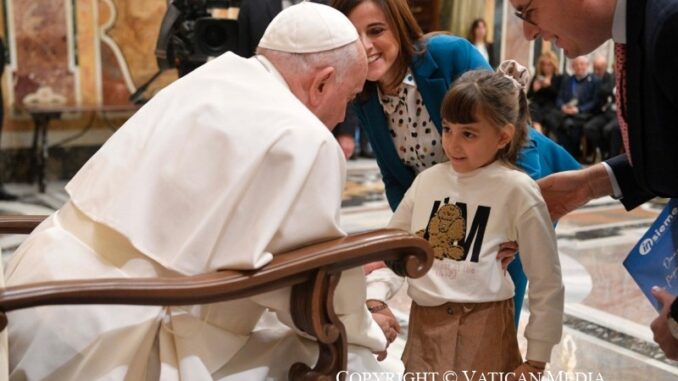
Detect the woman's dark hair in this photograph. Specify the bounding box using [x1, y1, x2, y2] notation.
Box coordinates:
[331, 0, 424, 91]
[441, 70, 529, 165]
[466, 18, 488, 44]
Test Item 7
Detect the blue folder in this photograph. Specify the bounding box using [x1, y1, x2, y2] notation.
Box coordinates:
[623, 199, 678, 311]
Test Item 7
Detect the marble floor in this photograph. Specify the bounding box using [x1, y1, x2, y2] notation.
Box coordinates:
[1, 158, 678, 380]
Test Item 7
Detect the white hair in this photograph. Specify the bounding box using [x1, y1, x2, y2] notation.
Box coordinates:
[257, 41, 362, 80]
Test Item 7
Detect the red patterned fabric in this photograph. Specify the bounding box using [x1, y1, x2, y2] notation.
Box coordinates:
[615, 43, 631, 163]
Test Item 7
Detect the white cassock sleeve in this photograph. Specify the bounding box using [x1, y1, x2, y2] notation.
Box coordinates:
[249, 135, 387, 353]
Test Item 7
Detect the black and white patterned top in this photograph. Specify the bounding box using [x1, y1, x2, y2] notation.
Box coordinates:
[378, 71, 447, 174]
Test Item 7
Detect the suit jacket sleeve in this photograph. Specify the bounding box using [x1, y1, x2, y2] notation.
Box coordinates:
[654, 7, 678, 112]
[606, 4, 678, 210]
[606, 154, 655, 210]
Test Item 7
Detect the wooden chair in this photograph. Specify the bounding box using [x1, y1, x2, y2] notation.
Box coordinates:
[0, 215, 433, 380]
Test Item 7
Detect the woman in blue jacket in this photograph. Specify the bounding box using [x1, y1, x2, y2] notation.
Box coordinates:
[332, 0, 580, 324]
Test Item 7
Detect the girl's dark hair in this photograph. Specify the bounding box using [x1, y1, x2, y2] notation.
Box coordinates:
[441, 70, 529, 165]
[331, 0, 424, 91]
[467, 18, 488, 44]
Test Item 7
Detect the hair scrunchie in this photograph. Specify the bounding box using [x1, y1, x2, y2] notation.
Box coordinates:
[497, 59, 530, 91]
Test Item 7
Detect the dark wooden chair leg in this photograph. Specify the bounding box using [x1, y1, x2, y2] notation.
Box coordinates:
[289, 269, 346, 381]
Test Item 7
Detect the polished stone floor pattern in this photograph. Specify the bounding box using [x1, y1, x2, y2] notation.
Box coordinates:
[1, 158, 678, 380]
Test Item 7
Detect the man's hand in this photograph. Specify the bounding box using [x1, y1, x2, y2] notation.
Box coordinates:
[370, 305, 400, 343]
[650, 287, 678, 360]
[368, 301, 400, 362]
[537, 164, 613, 221]
[372, 311, 400, 344]
[497, 241, 518, 272]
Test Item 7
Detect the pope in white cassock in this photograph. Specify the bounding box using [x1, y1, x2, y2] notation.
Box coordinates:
[2, 3, 389, 380]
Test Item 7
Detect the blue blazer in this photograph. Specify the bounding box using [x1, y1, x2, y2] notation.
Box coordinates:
[607, 0, 678, 209]
[351, 35, 581, 210]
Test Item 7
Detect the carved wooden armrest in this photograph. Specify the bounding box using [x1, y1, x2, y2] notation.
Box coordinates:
[0, 215, 48, 234]
[0, 215, 433, 380]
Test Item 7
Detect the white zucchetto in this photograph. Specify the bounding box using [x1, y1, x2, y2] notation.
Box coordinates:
[258, 2, 359, 53]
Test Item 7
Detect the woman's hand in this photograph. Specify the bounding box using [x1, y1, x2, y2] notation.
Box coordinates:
[497, 241, 519, 272]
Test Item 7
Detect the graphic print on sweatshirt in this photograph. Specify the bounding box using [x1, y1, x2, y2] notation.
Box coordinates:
[416, 199, 491, 262]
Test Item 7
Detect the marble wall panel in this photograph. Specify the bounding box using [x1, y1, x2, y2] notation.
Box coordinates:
[11, 0, 76, 106]
[99, 0, 176, 105]
[1, 0, 179, 140]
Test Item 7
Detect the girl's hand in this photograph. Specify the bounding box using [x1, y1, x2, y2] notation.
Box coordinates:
[363, 261, 386, 275]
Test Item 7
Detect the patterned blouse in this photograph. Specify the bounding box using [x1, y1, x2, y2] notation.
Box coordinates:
[378, 70, 447, 174]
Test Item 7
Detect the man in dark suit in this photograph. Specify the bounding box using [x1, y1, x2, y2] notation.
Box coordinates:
[510, 0, 678, 360]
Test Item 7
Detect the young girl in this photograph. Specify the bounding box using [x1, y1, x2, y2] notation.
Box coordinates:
[366, 61, 564, 379]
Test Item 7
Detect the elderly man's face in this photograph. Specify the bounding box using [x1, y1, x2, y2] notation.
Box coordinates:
[571, 57, 589, 78]
[315, 44, 368, 129]
[509, 0, 613, 58]
[593, 59, 607, 78]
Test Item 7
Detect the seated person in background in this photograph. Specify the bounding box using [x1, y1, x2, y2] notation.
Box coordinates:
[4, 4, 388, 380]
[527, 50, 563, 137]
[582, 55, 619, 161]
[466, 18, 496, 67]
[553, 55, 599, 159]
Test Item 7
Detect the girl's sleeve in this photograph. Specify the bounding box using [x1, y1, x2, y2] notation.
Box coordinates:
[366, 177, 419, 301]
[515, 189, 565, 363]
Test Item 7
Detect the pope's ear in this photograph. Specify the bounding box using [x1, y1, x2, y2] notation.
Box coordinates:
[308, 66, 335, 106]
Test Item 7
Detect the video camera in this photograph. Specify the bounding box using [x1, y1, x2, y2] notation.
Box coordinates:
[156, 0, 240, 76]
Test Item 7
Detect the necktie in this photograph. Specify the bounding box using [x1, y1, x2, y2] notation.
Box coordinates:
[614, 43, 631, 163]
